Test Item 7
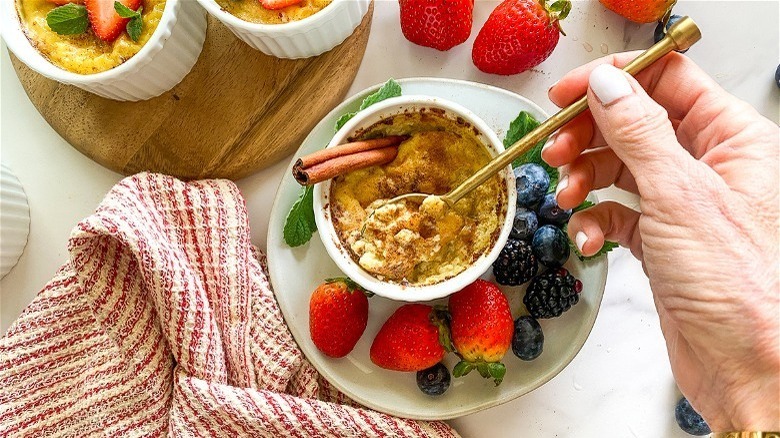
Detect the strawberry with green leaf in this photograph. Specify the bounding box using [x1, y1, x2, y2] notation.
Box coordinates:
[309, 278, 371, 358]
[46, 0, 144, 42]
[370, 304, 451, 372]
[473, 0, 571, 75]
[449, 280, 513, 386]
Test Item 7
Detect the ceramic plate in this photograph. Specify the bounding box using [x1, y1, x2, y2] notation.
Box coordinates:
[267, 78, 607, 420]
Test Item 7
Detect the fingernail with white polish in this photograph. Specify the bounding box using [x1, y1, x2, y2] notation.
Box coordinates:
[555, 174, 569, 198]
[542, 134, 556, 154]
[575, 231, 588, 253]
[589, 64, 633, 105]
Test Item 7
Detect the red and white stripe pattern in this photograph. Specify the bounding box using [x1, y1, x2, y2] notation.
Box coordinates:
[0, 173, 458, 438]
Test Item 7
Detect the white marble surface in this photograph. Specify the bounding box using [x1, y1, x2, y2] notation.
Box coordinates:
[1, 1, 778, 436]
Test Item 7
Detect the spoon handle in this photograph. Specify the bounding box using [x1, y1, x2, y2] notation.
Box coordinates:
[445, 16, 702, 205]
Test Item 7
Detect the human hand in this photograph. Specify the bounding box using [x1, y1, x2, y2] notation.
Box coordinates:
[543, 52, 780, 431]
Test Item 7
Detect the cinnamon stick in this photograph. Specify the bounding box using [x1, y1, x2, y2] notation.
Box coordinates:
[294, 147, 399, 185]
[292, 136, 408, 186]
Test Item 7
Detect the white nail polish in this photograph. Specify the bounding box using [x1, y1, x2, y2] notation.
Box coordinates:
[589, 64, 633, 105]
[575, 231, 588, 252]
[555, 174, 569, 198]
[542, 134, 556, 154]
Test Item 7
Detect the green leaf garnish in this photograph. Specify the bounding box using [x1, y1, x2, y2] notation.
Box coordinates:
[334, 79, 402, 131]
[573, 200, 594, 213]
[283, 185, 316, 247]
[504, 111, 559, 191]
[284, 79, 403, 247]
[572, 240, 619, 261]
[46, 4, 88, 36]
[114, 2, 143, 42]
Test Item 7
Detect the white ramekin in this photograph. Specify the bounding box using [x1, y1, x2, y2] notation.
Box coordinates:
[314, 95, 517, 302]
[0, 164, 30, 279]
[196, 0, 370, 59]
[1, 0, 207, 101]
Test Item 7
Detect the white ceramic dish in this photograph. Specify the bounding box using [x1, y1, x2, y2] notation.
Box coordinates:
[0, 164, 30, 279]
[1, 0, 207, 101]
[196, 0, 370, 58]
[267, 78, 607, 420]
[314, 95, 516, 302]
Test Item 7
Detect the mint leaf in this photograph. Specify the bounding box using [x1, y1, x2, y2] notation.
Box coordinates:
[573, 200, 594, 213]
[572, 240, 619, 261]
[114, 2, 143, 41]
[114, 1, 139, 18]
[283, 186, 317, 247]
[127, 15, 143, 41]
[334, 79, 402, 132]
[46, 4, 88, 35]
[504, 111, 559, 191]
[358, 79, 402, 111]
[335, 112, 356, 131]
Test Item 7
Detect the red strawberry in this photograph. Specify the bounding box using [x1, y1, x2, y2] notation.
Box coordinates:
[47, 0, 84, 5]
[599, 0, 675, 23]
[260, 0, 303, 10]
[472, 0, 570, 75]
[448, 280, 513, 385]
[85, 0, 141, 42]
[370, 304, 450, 372]
[309, 278, 370, 358]
[399, 0, 473, 51]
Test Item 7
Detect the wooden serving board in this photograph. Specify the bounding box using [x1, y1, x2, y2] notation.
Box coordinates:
[10, 3, 373, 180]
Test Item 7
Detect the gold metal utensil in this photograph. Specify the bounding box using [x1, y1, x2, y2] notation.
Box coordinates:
[376, 16, 702, 211]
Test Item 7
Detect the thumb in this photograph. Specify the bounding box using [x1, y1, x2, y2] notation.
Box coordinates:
[587, 64, 695, 193]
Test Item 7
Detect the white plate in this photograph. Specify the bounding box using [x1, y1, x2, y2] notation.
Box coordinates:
[267, 78, 608, 420]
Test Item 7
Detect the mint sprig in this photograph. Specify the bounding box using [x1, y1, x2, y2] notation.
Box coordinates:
[505, 111, 617, 260]
[283, 79, 403, 247]
[335, 79, 402, 131]
[46, 3, 89, 35]
[504, 111, 559, 192]
[114, 2, 143, 42]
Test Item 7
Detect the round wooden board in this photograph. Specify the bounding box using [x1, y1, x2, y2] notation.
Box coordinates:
[10, 3, 373, 180]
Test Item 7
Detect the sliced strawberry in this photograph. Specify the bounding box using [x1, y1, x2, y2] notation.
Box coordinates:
[47, 0, 85, 5]
[85, 0, 141, 42]
[260, 0, 302, 11]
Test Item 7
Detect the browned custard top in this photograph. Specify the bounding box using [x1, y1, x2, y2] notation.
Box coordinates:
[329, 110, 507, 286]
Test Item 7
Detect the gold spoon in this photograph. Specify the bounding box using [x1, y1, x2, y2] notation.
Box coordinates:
[374, 16, 701, 212]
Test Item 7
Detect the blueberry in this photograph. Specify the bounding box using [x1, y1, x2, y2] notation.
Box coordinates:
[537, 193, 572, 227]
[775, 64, 780, 89]
[515, 164, 550, 207]
[510, 208, 539, 240]
[654, 15, 688, 53]
[416, 363, 450, 396]
[675, 397, 711, 436]
[512, 316, 544, 360]
[532, 225, 570, 268]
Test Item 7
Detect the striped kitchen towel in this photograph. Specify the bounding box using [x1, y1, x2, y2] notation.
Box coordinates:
[0, 173, 458, 438]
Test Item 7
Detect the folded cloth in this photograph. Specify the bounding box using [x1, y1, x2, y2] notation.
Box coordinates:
[0, 173, 459, 438]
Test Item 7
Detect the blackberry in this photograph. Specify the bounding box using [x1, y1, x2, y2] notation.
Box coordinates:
[523, 268, 582, 319]
[493, 238, 538, 286]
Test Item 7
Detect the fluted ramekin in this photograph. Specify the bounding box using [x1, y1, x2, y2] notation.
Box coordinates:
[196, 0, 370, 59]
[314, 95, 517, 302]
[0, 164, 30, 279]
[1, 0, 207, 101]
